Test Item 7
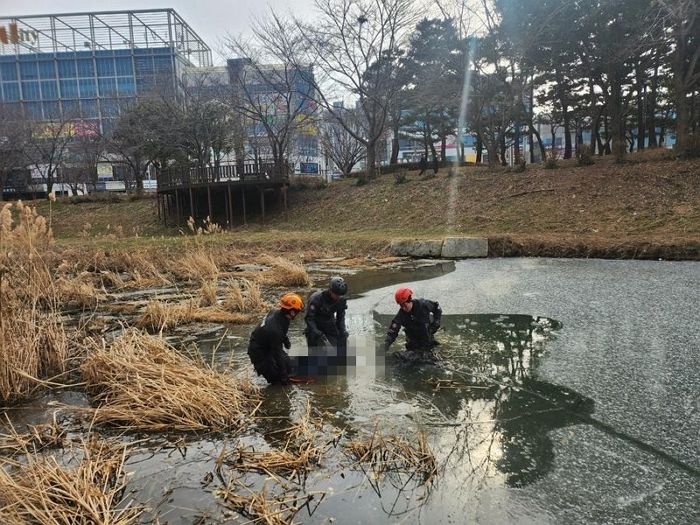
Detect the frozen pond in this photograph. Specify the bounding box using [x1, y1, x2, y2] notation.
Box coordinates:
[5, 258, 699, 524]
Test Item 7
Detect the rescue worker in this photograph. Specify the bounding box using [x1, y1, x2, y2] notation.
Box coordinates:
[247, 292, 304, 385]
[304, 276, 349, 357]
[383, 287, 442, 363]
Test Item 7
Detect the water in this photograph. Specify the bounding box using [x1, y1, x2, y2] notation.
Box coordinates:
[3, 258, 698, 524]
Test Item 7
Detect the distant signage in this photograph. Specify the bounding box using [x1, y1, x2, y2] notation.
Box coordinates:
[300, 162, 318, 174]
[0, 22, 38, 46]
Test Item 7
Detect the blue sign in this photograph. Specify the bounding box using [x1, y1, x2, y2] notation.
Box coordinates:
[300, 162, 319, 174]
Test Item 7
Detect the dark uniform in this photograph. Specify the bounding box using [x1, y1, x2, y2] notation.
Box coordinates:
[248, 308, 293, 384]
[304, 290, 348, 355]
[384, 298, 442, 359]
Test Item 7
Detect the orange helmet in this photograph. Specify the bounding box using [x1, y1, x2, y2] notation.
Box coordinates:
[279, 293, 304, 311]
[394, 287, 413, 305]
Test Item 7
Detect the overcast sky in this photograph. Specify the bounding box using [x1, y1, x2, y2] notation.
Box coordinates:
[0, 0, 318, 63]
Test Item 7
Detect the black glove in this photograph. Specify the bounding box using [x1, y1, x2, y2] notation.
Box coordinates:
[429, 322, 440, 334]
[283, 336, 291, 349]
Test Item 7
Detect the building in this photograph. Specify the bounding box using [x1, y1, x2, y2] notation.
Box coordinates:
[0, 9, 211, 135]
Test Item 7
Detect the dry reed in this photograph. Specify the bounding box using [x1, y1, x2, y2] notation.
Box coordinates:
[0, 418, 65, 456]
[136, 299, 254, 332]
[223, 402, 323, 480]
[345, 428, 437, 483]
[223, 278, 268, 313]
[80, 330, 260, 432]
[0, 436, 142, 524]
[199, 279, 218, 307]
[173, 251, 220, 282]
[216, 480, 323, 525]
[258, 256, 310, 287]
[0, 201, 68, 406]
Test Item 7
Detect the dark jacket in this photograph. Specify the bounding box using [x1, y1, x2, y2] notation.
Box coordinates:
[304, 290, 347, 344]
[384, 298, 442, 351]
[248, 308, 292, 382]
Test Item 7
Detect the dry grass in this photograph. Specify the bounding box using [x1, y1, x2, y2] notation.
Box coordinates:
[199, 279, 218, 307]
[136, 298, 255, 332]
[80, 330, 260, 432]
[173, 250, 220, 282]
[258, 256, 310, 287]
[216, 480, 324, 525]
[55, 274, 107, 309]
[223, 278, 268, 313]
[0, 418, 65, 456]
[345, 428, 437, 484]
[223, 402, 323, 481]
[0, 201, 68, 406]
[0, 436, 142, 524]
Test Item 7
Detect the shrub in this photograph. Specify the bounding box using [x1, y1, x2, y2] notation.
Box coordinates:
[394, 170, 408, 184]
[511, 159, 527, 173]
[544, 152, 559, 169]
[576, 144, 595, 166]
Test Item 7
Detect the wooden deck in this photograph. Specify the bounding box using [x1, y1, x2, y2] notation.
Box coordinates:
[156, 163, 289, 227]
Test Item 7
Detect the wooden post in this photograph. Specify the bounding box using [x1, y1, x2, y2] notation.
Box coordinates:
[227, 184, 234, 228]
[207, 185, 212, 222]
[156, 192, 161, 220]
[242, 188, 247, 226]
[283, 185, 288, 211]
[189, 187, 195, 222]
[175, 189, 181, 226]
[260, 187, 265, 223]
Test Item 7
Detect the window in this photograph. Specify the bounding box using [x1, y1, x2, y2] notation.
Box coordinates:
[100, 98, 120, 117]
[116, 76, 135, 96]
[114, 57, 132, 76]
[43, 101, 61, 119]
[57, 59, 77, 78]
[38, 61, 56, 79]
[59, 79, 79, 98]
[40, 80, 59, 100]
[98, 77, 117, 96]
[25, 101, 43, 120]
[78, 78, 97, 97]
[21, 81, 40, 100]
[96, 57, 115, 76]
[81, 99, 98, 118]
[19, 61, 39, 80]
[62, 99, 79, 117]
[0, 62, 18, 81]
[2, 82, 20, 101]
[77, 59, 95, 78]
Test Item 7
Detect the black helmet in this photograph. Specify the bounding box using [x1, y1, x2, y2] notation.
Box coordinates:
[329, 276, 348, 296]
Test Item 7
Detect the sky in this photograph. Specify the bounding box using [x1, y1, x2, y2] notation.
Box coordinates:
[0, 0, 318, 63]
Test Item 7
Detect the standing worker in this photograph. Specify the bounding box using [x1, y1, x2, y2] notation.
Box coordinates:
[248, 293, 304, 385]
[305, 276, 349, 357]
[383, 287, 442, 363]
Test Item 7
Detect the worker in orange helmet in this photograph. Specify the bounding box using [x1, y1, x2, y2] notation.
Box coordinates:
[383, 287, 442, 363]
[247, 293, 304, 384]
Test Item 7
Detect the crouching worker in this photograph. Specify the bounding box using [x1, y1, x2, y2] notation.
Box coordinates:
[305, 276, 349, 358]
[248, 293, 304, 385]
[383, 287, 442, 364]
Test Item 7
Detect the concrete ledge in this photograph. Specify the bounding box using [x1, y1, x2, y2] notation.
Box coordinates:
[390, 239, 444, 257]
[440, 237, 489, 258]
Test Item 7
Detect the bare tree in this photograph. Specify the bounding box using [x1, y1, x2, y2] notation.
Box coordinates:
[320, 107, 366, 176]
[64, 129, 102, 195]
[294, 0, 418, 178]
[0, 104, 28, 201]
[224, 16, 318, 177]
[23, 112, 77, 196]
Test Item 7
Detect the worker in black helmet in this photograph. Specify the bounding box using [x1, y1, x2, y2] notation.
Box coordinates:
[304, 276, 349, 357]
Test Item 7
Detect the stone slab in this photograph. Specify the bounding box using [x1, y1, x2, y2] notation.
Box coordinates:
[390, 239, 444, 257]
[440, 237, 488, 258]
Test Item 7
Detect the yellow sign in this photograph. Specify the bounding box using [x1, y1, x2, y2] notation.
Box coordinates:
[0, 22, 38, 45]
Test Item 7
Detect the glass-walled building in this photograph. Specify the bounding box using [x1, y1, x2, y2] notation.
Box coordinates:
[0, 9, 211, 134]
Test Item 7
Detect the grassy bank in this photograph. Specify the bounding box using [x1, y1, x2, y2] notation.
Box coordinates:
[23, 150, 700, 259]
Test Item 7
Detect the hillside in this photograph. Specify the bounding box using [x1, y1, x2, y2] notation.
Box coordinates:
[24, 151, 700, 259]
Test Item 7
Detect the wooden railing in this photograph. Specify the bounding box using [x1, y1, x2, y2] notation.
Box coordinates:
[157, 162, 288, 190]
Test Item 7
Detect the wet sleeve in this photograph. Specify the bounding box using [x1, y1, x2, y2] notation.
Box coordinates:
[384, 313, 402, 349]
[429, 300, 442, 324]
[336, 299, 348, 335]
